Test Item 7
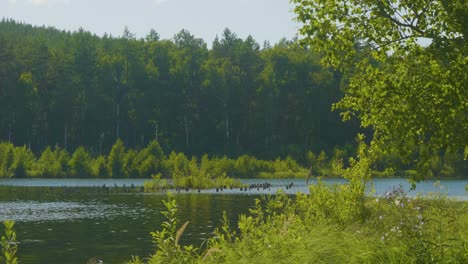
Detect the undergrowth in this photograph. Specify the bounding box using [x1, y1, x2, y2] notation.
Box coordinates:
[129, 181, 468, 264]
[129, 138, 468, 263]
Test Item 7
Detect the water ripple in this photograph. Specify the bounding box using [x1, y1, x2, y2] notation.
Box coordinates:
[0, 201, 133, 222]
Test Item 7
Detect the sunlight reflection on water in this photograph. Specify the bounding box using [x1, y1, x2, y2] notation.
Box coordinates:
[0, 201, 148, 222]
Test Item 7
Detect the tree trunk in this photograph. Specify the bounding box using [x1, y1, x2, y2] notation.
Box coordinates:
[99, 133, 104, 155]
[155, 122, 158, 142]
[184, 115, 189, 149]
[116, 103, 120, 139]
[224, 103, 229, 142]
[64, 125, 67, 151]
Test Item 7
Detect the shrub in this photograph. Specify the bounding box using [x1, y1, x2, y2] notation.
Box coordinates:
[91, 156, 108, 178]
[12, 146, 36, 178]
[136, 140, 166, 177]
[107, 139, 125, 178]
[36, 146, 67, 177]
[0, 143, 15, 177]
[129, 193, 199, 264]
[68, 146, 92, 177]
[143, 173, 170, 192]
[123, 150, 139, 178]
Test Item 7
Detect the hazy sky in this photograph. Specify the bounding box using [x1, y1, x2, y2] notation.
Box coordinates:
[1, 0, 300, 45]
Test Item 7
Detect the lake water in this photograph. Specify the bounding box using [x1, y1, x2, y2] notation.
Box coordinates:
[0, 177, 467, 263]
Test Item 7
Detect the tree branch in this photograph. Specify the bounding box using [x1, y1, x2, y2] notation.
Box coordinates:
[411, 0, 432, 31]
[376, 2, 426, 36]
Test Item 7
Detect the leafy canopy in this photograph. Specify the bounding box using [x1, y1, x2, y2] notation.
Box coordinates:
[292, 0, 468, 178]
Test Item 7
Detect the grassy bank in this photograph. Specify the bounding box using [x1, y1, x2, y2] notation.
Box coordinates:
[129, 180, 468, 264]
[2, 179, 467, 263]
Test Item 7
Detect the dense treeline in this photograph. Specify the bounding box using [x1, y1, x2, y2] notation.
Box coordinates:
[0, 19, 358, 160]
[0, 139, 313, 179]
[1, 138, 462, 179]
[0, 138, 362, 180]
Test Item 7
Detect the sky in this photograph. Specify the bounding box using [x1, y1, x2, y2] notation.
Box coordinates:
[1, 0, 300, 45]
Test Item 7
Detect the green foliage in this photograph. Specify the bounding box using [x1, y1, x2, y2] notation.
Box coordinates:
[0, 139, 462, 180]
[143, 174, 170, 192]
[201, 182, 468, 264]
[258, 171, 306, 179]
[11, 146, 35, 178]
[161, 153, 242, 189]
[136, 140, 166, 177]
[231, 155, 264, 178]
[1, 18, 465, 175]
[368, 184, 468, 262]
[68, 146, 92, 177]
[36, 146, 68, 177]
[0, 143, 37, 178]
[1, 221, 18, 264]
[0, 19, 357, 161]
[107, 139, 125, 178]
[306, 179, 367, 225]
[292, 0, 468, 180]
[0, 143, 15, 178]
[55, 148, 70, 176]
[306, 151, 316, 167]
[91, 155, 107, 178]
[4, 137, 463, 181]
[165, 152, 191, 186]
[317, 150, 327, 168]
[123, 150, 139, 178]
[129, 193, 199, 264]
[0, 140, 329, 179]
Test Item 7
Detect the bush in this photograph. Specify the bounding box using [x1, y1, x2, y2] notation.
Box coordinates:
[143, 174, 170, 192]
[36, 146, 68, 177]
[136, 140, 166, 177]
[202, 182, 468, 264]
[107, 139, 125, 178]
[12, 146, 36, 178]
[91, 156, 108, 178]
[0, 143, 15, 177]
[129, 193, 198, 264]
[68, 146, 92, 177]
[123, 150, 139, 178]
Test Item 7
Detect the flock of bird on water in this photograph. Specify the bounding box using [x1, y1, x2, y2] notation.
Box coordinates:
[51, 181, 297, 195]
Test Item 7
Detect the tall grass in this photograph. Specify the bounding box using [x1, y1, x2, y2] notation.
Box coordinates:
[132, 179, 468, 263]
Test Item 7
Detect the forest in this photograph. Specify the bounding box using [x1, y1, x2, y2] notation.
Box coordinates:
[0, 18, 465, 179]
[1, 0, 468, 263]
[0, 19, 359, 161]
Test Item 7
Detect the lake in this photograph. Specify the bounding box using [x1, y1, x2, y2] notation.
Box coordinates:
[0, 177, 467, 263]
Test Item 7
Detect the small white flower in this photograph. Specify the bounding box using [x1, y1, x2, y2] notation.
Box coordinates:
[394, 199, 400, 206]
